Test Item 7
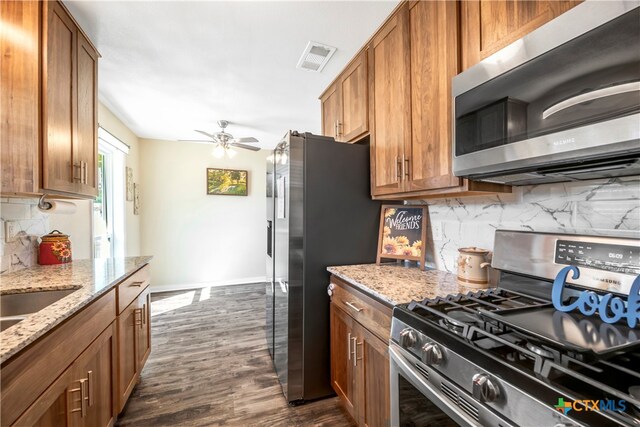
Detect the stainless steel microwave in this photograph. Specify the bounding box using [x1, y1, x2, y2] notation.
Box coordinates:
[452, 1, 640, 185]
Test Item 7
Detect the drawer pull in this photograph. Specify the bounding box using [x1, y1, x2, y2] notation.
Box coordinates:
[345, 301, 363, 313]
[129, 281, 145, 287]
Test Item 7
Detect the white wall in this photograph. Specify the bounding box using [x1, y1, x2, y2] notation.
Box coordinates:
[98, 102, 142, 256]
[139, 138, 268, 290]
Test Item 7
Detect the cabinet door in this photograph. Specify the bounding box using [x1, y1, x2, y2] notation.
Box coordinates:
[70, 323, 115, 427]
[321, 83, 341, 140]
[340, 51, 368, 142]
[406, 0, 461, 193]
[136, 287, 151, 370]
[460, 0, 582, 70]
[330, 304, 357, 420]
[42, 0, 77, 194]
[369, 4, 411, 196]
[117, 299, 138, 413]
[13, 366, 74, 427]
[75, 31, 98, 197]
[356, 325, 390, 427]
[0, 1, 40, 193]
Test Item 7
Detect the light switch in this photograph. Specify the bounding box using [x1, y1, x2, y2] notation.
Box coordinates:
[5, 221, 18, 243]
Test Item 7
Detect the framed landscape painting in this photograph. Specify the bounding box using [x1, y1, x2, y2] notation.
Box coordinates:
[207, 168, 248, 196]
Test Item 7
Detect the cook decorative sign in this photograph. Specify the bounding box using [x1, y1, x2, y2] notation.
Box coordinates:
[552, 266, 640, 328]
[376, 205, 427, 270]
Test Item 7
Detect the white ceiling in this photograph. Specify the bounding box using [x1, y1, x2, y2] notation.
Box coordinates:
[64, 1, 398, 149]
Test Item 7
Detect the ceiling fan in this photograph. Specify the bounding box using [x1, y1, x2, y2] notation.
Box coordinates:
[180, 120, 260, 158]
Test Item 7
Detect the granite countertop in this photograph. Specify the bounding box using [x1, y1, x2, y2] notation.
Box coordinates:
[0, 256, 152, 364]
[327, 263, 489, 306]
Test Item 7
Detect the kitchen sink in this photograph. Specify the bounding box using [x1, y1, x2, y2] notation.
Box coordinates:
[0, 317, 26, 332]
[0, 288, 77, 318]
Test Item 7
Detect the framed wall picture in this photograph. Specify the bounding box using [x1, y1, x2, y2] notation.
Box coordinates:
[207, 168, 248, 196]
[126, 167, 133, 201]
[376, 205, 427, 270]
[133, 183, 140, 215]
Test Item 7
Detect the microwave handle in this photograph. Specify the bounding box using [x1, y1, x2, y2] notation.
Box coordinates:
[542, 81, 640, 120]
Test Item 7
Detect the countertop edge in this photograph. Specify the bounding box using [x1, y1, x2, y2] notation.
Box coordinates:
[327, 266, 398, 307]
[0, 257, 153, 365]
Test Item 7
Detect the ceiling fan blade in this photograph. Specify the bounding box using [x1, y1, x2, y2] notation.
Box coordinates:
[234, 137, 259, 143]
[231, 143, 261, 152]
[194, 130, 216, 139]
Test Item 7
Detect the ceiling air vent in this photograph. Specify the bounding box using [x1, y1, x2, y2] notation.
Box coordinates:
[296, 41, 336, 72]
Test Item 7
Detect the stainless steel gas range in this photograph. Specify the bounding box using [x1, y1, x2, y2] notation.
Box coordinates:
[390, 230, 640, 427]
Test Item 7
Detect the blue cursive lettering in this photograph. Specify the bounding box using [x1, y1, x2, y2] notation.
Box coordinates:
[552, 266, 640, 328]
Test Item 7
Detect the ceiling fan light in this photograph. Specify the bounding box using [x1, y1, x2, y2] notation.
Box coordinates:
[226, 147, 237, 159]
[213, 145, 225, 158]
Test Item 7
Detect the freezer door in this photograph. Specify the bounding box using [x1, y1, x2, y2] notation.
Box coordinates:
[266, 152, 275, 359]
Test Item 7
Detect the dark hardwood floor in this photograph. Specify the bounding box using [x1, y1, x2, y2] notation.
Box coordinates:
[116, 283, 355, 427]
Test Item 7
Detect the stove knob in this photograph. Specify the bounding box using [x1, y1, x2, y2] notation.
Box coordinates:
[399, 328, 417, 348]
[472, 373, 500, 403]
[421, 342, 443, 366]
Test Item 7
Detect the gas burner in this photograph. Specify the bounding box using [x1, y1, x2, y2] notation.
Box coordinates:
[525, 342, 554, 359]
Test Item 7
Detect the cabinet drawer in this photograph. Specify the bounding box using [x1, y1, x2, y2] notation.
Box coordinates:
[330, 276, 392, 342]
[117, 264, 150, 314]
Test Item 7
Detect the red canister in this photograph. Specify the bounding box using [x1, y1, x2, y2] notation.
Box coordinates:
[39, 230, 72, 265]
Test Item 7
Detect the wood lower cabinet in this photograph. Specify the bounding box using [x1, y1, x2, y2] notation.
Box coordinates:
[1, 0, 98, 198]
[116, 267, 151, 413]
[460, 0, 582, 71]
[11, 320, 116, 427]
[320, 51, 369, 143]
[1, 264, 151, 426]
[330, 276, 392, 427]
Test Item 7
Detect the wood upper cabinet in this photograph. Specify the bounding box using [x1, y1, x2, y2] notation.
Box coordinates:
[0, 1, 40, 194]
[329, 276, 391, 427]
[320, 51, 369, 143]
[1, 0, 98, 197]
[368, 5, 411, 196]
[42, 0, 98, 197]
[460, 0, 582, 70]
[406, 0, 461, 193]
[367, 1, 510, 200]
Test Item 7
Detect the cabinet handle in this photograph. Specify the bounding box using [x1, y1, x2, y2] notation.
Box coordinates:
[134, 308, 143, 326]
[73, 162, 82, 182]
[348, 332, 352, 361]
[345, 301, 363, 313]
[83, 161, 88, 184]
[87, 370, 94, 407]
[396, 156, 402, 180]
[334, 121, 339, 139]
[404, 157, 410, 179]
[81, 161, 85, 184]
[142, 303, 147, 325]
[129, 281, 145, 287]
[336, 121, 342, 137]
[69, 378, 88, 417]
[352, 336, 358, 366]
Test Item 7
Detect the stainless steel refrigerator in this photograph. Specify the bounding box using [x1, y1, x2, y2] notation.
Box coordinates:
[265, 131, 382, 404]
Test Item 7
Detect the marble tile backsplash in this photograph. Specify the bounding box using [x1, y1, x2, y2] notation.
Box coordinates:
[415, 177, 640, 273]
[1, 198, 50, 274]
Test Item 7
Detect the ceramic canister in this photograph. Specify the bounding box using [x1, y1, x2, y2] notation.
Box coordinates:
[39, 230, 72, 265]
[456, 247, 491, 288]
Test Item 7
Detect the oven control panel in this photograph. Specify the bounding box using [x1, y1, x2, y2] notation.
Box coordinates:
[555, 240, 640, 275]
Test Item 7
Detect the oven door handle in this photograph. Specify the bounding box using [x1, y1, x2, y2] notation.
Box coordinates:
[389, 344, 483, 427]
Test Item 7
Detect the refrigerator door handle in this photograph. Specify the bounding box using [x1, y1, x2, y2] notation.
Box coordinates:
[267, 220, 273, 257]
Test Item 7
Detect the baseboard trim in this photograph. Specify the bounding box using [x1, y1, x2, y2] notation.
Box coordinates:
[150, 276, 267, 294]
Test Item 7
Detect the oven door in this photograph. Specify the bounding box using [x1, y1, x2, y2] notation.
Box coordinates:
[389, 343, 481, 427]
